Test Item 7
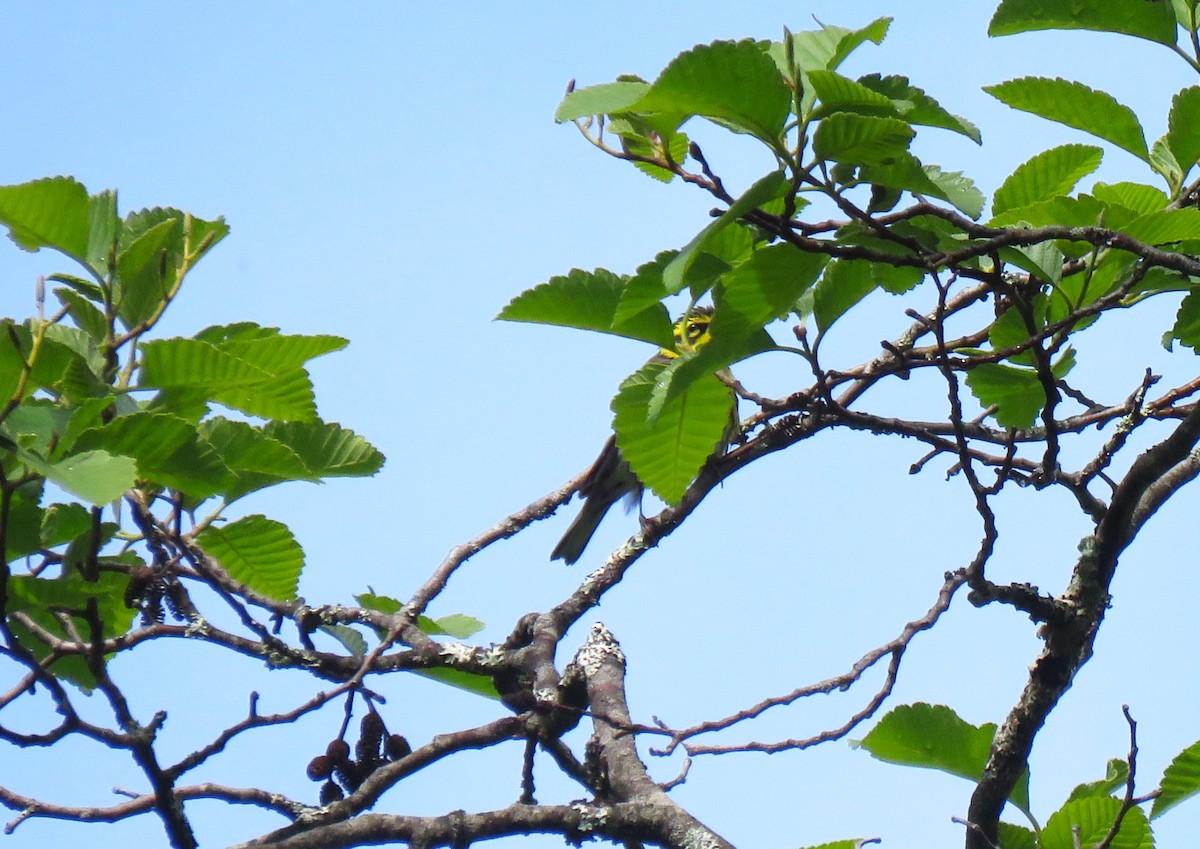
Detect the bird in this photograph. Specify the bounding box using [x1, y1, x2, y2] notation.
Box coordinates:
[550, 307, 724, 565]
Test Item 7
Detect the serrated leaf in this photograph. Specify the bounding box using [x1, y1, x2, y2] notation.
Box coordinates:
[1152, 738, 1200, 819]
[497, 268, 672, 348]
[39, 502, 93, 549]
[1091, 182, 1169, 215]
[0, 177, 91, 259]
[997, 822, 1038, 849]
[1122, 208, 1200, 245]
[1168, 86, 1200, 175]
[115, 215, 182, 329]
[722, 242, 828, 324]
[612, 363, 733, 504]
[139, 338, 272, 389]
[965, 349, 1076, 429]
[1067, 759, 1130, 802]
[320, 624, 367, 658]
[263, 421, 384, 478]
[857, 703, 1031, 814]
[207, 326, 348, 372]
[860, 155, 984, 218]
[807, 69, 899, 118]
[992, 145, 1104, 217]
[415, 668, 501, 700]
[989, 0, 1177, 45]
[856, 73, 982, 143]
[614, 251, 678, 325]
[42, 449, 138, 505]
[84, 190, 119, 277]
[812, 113, 915, 166]
[984, 77, 1148, 162]
[630, 40, 792, 142]
[196, 514, 303, 600]
[782, 17, 891, 75]
[662, 170, 789, 295]
[418, 613, 486, 639]
[6, 571, 135, 691]
[199, 417, 315, 500]
[1042, 797, 1151, 849]
[813, 259, 877, 333]
[213, 366, 319, 422]
[554, 80, 650, 122]
[54, 287, 107, 341]
[71, 412, 231, 499]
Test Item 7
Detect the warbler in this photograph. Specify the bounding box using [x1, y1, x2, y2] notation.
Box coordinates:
[551, 307, 724, 564]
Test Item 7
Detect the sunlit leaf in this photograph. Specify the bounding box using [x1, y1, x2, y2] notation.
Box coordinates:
[1041, 797, 1150, 849]
[613, 362, 733, 504]
[497, 267, 672, 347]
[992, 145, 1104, 217]
[984, 77, 1148, 162]
[989, 0, 1177, 45]
[0, 177, 91, 259]
[196, 514, 303, 600]
[1153, 738, 1200, 819]
[856, 703, 1031, 814]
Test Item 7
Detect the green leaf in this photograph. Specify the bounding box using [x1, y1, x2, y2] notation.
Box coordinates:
[1167, 86, 1200, 175]
[262, 421, 385, 478]
[1042, 797, 1151, 849]
[7, 571, 135, 691]
[418, 613, 486, 639]
[54, 287, 107, 341]
[612, 363, 733, 504]
[196, 514, 303, 600]
[1067, 759, 1130, 802]
[813, 259, 877, 333]
[84, 189, 120, 278]
[71, 412, 231, 499]
[662, 170, 789, 294]
[783, 17, 891, 74]
[984, 77, 1148, 162]
[554, 80, 650, 122]
[859, 155, 984, 218]
[614, 251, 678, 326]
[115, 215, 182, 329]
[199, 417, 315, 500]
[41, 449, 138, 505]
[992, 145, 1104, 217]
[807, 69, 899, 118]
[989, 0, 1178, 44]
[988, 0, 1176, 44]
[856, 73, 982, 143]
[497, 268, 672, 348]
[812, 113, 915, 166]
[965, 349, 1075, 430]
[0, 177, 91, 260]
[415, 668, 501, 700]
[1153, 738, 1200, 819]
[320, 624, 367, 658]
[139, 338, 272, 389]
[721, 243, 828, 324]
[1091, 181, 1169, 215]
[630, 40, 792, 142]
[856, 703, 1031, 814]
[39, 503, 93, 549]
[796, 842, 869, 849]
[997, 823, 1038, 849]
[1122, 207, 1200, 244]
[1151, 135, 1185, 194]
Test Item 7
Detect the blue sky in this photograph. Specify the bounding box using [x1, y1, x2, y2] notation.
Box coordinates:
[1, 3, 1198, 848]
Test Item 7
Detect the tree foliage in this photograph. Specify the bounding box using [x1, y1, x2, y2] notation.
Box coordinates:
[5, 2, 1200, 848]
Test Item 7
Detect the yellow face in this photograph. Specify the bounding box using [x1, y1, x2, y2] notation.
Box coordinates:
[671, 309, 714, 355]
